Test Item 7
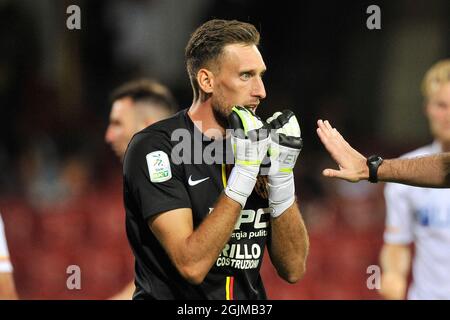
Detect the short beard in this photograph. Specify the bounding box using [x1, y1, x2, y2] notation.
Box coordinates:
[212, 101, 231, 129]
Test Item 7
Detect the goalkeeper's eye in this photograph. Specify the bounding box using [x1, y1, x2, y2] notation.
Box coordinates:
[240, 72, 252, 81]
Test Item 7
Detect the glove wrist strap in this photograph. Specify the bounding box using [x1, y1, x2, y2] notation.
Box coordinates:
[268, 174, 295, 218]
[224, 166, 258, 208]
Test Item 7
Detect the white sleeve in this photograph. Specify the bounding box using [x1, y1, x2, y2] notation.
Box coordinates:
[383, 182, 414, 244]
[0, 215, 13, 273]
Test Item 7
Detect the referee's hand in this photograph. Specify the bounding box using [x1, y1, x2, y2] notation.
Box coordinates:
[265, 110, 302, 218]
[225, 106, 270, 208]
[316, 119, 368, 182]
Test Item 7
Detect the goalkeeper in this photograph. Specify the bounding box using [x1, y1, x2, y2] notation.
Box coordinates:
[123, 19, 309, 299]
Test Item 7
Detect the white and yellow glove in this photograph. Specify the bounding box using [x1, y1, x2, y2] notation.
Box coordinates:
[225, 106, 270, 208]
[266, 110, 303, 218]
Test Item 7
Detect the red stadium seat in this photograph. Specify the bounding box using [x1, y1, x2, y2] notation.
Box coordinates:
[36, 206, 88, 250]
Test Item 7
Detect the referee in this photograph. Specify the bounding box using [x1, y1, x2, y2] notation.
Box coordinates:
[123, 19, 309, 300]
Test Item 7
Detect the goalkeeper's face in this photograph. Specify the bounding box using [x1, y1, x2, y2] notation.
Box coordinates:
[210, 43, 267, 125]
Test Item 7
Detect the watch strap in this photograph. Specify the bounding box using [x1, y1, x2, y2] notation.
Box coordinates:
[367, 155, 383, 183]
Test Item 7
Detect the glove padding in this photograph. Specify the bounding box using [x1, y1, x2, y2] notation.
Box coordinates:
[266, 110, 303, 218]
[225, 106, 270, 208]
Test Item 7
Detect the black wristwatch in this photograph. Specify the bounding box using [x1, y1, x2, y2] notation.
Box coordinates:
[366, 155, 383, 183]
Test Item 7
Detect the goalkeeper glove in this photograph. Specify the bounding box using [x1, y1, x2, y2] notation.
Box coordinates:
[225, 106, 270, 208]
[266, 110, 303, 218]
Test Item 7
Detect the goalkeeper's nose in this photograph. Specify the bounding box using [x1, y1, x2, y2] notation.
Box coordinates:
[251, 76, 266, 100]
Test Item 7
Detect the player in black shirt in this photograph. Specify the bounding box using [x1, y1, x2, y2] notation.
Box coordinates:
[105, 78, 177, 299]
[123, 19, 309, 300]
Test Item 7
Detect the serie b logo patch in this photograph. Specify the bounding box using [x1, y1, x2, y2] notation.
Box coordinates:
[146, 151, 172, 183]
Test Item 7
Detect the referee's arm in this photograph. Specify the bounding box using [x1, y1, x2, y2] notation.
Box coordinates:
[317, 119, 450, 188]
[378, 154, 450, 188]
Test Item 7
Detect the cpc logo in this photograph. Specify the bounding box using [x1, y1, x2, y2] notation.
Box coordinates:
[208, 207, 270, 230]
[234, 208, 270, 230]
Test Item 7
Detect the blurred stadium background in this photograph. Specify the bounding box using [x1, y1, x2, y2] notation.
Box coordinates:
[0, 0, 449, 299]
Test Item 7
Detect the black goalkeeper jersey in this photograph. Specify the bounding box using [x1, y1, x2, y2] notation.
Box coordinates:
[123, 109, 270, 300]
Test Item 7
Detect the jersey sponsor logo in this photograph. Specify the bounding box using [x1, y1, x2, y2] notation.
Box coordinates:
[208, 207, 270, 230]
[208, 207, 270, 270]
[415, 206, 450, 228]
[216, 243, 262, 270]
[146, 151, 172, 183]
[208, 207, 270, 231]
[234, 208, 270, 230]
[188, 175, 210, 186]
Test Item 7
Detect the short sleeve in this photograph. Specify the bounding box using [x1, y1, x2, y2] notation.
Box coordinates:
[123, 131, 191, 221]
[383, 182, 414, 244]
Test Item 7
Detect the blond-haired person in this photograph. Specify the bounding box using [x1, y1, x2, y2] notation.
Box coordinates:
[380, 60, 450, 300]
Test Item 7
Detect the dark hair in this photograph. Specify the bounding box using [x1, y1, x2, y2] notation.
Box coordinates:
[110, 78, 177, 113]
[185, 19, 260, 99]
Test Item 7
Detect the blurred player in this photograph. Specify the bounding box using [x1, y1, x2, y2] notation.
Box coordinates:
[105, 78, 177, 299]
[106, 78, 177, 162]
[380, 60, 450, 300]
[0, 213, 18, 299]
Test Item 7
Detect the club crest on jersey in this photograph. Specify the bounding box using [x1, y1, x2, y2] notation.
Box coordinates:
[146, 151, 172, 183]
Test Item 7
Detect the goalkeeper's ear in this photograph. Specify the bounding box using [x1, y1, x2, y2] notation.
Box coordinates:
[196, 68, 214, 94]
